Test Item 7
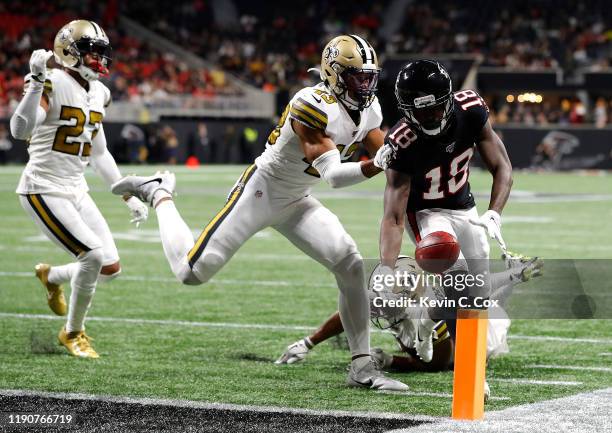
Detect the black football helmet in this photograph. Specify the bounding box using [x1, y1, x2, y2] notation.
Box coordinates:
[395, 60, 454, 136]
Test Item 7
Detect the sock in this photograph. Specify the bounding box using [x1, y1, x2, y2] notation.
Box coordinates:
[48, 263, 78, 285]
[351, 354, 371, 370]
[152, 190, 172, 208]
[335, 254, 370, 358]
[65, 249, 103, 333]
[155, 200, 198, 283]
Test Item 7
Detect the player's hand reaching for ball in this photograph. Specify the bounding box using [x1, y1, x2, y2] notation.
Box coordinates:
[124, 195, 149, 227]
[471, 209, 506, 250]
[29, 49, 54, 83]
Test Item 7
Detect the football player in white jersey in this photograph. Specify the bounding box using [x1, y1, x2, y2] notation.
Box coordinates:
[111, 35, 406, 390]
[276, 254, 543, 366]
[10, 20, 148, 358]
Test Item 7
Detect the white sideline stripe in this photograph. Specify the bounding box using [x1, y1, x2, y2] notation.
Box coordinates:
[528, 364, 612, 373]
[0, 271, 335, 288]
[377, 390, 510, 402]
[601, 353, 612, 356]
[494, 378, 583, 386]
[1, 312, 611, 345]
[0, 389, 438, 421]
[389, 388, 612, 433]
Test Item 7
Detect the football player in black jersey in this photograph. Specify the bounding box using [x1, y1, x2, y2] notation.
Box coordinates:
[378, 60, 513, 356]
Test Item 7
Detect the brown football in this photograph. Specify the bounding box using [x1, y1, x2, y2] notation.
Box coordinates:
[415, 231, 460, 273]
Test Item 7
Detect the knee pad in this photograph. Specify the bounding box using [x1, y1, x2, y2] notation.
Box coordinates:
[190, 251, 226, 284]
[332, 253, 365, 291]
[79, 248, 104, 269]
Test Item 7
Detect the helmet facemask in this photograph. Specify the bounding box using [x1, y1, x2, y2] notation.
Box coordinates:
[335, 66, 379, 111]
[68, 37, 112, 81]
[397, 90, 454, 136]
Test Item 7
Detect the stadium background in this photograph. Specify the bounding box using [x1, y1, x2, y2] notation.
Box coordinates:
[1, 0, 611, 169]
[0, 1, 611, 432]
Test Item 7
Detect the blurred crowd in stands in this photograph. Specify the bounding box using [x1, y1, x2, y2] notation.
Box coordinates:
[387, 0, 611, 72]
[488, 96, 612, 127]
[0, 0, 239, 117]
[1, 0, 611, 126]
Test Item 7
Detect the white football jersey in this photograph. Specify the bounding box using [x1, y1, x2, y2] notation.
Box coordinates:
[255, 82, 382, 195]
[16, 68, 110, 194]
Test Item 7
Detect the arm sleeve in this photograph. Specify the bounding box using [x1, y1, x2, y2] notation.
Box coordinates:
[311, 149, 367, 189]
[90, 125, 122, 187]
[9, 77, 47, 140]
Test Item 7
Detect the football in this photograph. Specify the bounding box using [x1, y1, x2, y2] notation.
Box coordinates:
[415, 231, 461, 273]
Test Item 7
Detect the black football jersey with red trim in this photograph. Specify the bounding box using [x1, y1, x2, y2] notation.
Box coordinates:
[386, 90, 489, 211]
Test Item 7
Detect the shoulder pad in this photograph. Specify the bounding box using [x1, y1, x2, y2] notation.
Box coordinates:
[453, 89, 489, 130]
[364, 96, 383, 131]
[289, 86, 338, 130]
[385, 120, 418, 149]
[98, 81, 112, 107]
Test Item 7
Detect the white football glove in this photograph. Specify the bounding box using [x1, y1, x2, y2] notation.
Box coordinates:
[125, 196, 148, 227]
[373, 144, 394, 170]
[29, 49, 54, 83]
[470, 209, 506, 251]
[275, 338, 311, 365]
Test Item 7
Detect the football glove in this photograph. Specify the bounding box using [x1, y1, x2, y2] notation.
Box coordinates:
[29, 49, 54, 83]
[275, 338, 311, 364]
[125, 195, 148, 227]
[470, 209, 506, 251]
[373, 144, 394, 170]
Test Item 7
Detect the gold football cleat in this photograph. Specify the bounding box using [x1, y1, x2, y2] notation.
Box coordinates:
[58, 327, 99, 359]
[35, 263, 67, 316]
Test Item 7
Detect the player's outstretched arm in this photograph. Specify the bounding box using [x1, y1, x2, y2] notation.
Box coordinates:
[474, 120, 513, 247]
[9, 49, 52, 140]
[295, 120, 373, 188]
[379, 168, 411, 268]
[90, 126, 148, 227]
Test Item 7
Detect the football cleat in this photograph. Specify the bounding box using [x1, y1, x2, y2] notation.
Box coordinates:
[111, 171, 176, 206]
[275, 339, 310, 365]
[35, 263, 66, 316]
[58, 327, 99, 359]
[502, 251, 544, 282]
[370, 347, 393, 370]
[347, 358, 408, 391]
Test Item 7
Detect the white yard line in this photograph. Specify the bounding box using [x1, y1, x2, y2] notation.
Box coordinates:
[377, 390, 510, 402]
[493, 378, 583, 386]
[508, 334, 612, 345]
[0, 271, 334, 288]
[0, 389, 437, 421]
[528, 364, 612, 373]
[0, 312, 610, 346]
[389, 388, 612, 433]
[0, 312, 315, 332]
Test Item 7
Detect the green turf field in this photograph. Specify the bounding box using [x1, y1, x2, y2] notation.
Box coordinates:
[0, 165, 611, 417]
